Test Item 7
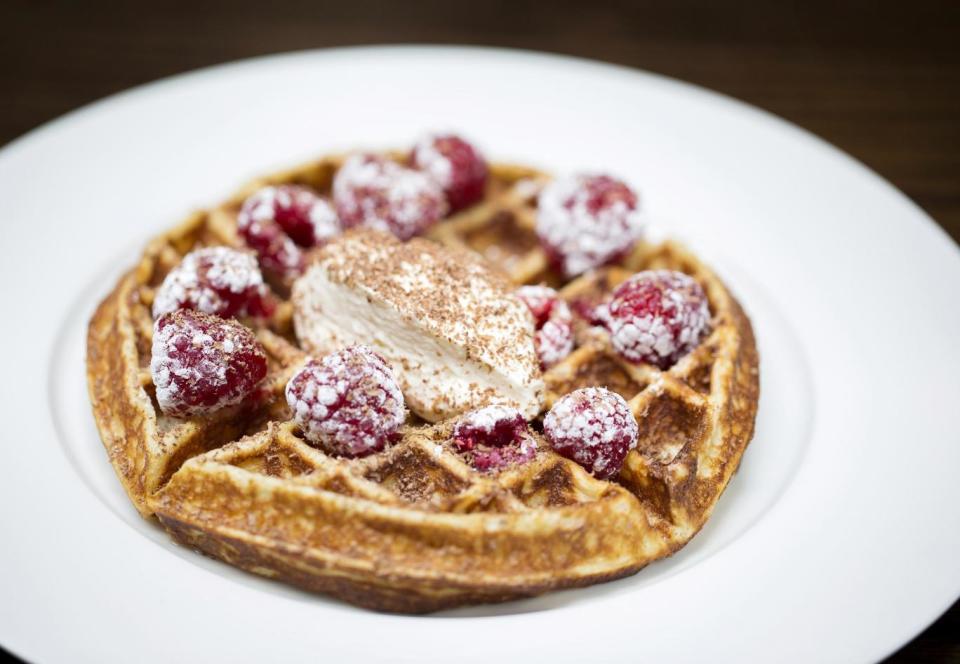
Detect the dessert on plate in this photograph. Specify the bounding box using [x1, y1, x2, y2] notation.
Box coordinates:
[86, 133, 759, 613]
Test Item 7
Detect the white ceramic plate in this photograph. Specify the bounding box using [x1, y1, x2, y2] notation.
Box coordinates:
[1, 47, 958, 664]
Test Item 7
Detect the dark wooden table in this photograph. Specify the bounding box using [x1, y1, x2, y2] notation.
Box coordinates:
[1, 1, 957, 661]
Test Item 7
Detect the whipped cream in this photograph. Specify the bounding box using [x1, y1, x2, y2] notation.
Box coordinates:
[291, 230, 544, 422]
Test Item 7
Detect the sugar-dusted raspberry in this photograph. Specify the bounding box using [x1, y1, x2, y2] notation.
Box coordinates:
[604, 270, 709, 368]
[570, 298, 609, 327]
[410, 134, 488, 212]
[515, 285, 575, 369]
[543, 387, 638, 479]
[536, 174, 643, 277]
[285, 345, 406, 457]
[333, 153, 448, 240]
[239, 185, 339, 247]
[515, 284, 560, 327]
[150, 309, 268, 417]
[152, 246, 275, 319]
[537, 318, 576, 370]
[237, 185, 340, 277]
[452, 405, 536, 472]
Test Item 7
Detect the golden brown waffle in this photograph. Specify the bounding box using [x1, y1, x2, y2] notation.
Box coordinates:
[87, 153, 759, 613]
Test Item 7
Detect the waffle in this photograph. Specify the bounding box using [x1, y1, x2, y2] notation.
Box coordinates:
[87, 153, 759, 613]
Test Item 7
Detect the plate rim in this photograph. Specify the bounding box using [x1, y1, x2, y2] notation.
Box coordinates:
[1, 44, 958, 663]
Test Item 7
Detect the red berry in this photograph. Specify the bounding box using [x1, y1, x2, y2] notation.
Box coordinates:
[150, 309, 268, 417]
[452, 405, 536, 472]
[543, 387, 638, 479]
[285, 346, 406, 457]
[570, 298, 609, 327]
[515, 285, 575, 369]
[237, 217, 303, 278]
[515, 284, 560, 326]
[536, 174, 643, 277]
[333, 154, 447, 240]
[238, 185, 340, 278]
[538, 319, 575, 370]
[604, 270, 709, 368]
[410, 134, 488, 212]
[152, 247, 275, 319]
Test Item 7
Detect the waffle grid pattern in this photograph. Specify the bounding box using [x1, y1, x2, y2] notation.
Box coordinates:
[86, 154, 758, 612]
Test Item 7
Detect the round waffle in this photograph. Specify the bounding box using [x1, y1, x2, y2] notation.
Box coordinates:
[86, 151, 759, 613]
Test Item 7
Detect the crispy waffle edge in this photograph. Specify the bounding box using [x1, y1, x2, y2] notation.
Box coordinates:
[85, 157, 760, 613]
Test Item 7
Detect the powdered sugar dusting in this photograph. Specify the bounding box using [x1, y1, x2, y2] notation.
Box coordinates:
[543, 387, 638, 479]
[412, 136, 454, 186]
[152, 247, 272, 319]
[515, 285, 575, 369]
[308, 200, 339, 242]
[285, 345, 406, 457]
[239, 185, 339, 245]
[452, 405, 535, 472]
[538, 318, 575, 368]
[237, 185, 340, 278]
[410, 134, 488, 212]
[333, 154, 447, 240]
[605, 270, 710, 368]
[455, 405, 523, 437]
[150, 309, 267, 417]
[536, 174, 644, 277]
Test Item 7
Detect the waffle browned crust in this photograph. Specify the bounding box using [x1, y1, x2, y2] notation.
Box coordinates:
[86, 154, 759, 613]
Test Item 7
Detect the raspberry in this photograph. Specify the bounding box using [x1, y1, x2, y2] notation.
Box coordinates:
[333, 154, 447, 240]
[452, 405, 536, 472]
[514, 285, 560, 327]
[237, 185, 340, 278]
[536, 174, 643, 277]
[152, 247, 274, 319]
[150, 309, 268, 417]
[237, 216, 303, 277]
[410, 134, 488, 212]
[543, 387, 638, 479]
[571, 298, 609, 327]
[285, 346, 406, 457]
[515, 285, 575, 369]
[604, 270, 709, 368]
